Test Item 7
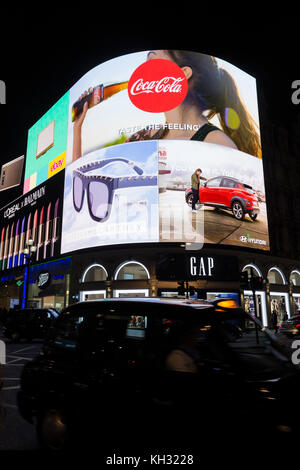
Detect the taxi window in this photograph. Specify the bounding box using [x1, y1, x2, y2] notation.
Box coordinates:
[126, 315, 147, 339]
[53, 311, 87, 350]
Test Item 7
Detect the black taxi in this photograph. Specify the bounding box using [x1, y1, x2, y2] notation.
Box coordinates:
[17, 297, 300, 452]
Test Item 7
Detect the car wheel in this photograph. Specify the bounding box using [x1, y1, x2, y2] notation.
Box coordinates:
[37, 409, 68, 452]
[232, 201, 245, 220]
[186, 192, 193, 207]
[250, 212, 258, 221]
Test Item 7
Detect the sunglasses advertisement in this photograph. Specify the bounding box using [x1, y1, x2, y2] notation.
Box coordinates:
[61, 140, 159, 253]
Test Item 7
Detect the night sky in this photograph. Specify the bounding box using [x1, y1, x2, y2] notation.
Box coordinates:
[0, 12, 299, 181]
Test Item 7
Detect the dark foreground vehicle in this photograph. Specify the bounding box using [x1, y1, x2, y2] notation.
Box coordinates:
[17, 298, 300, 453]
[279, 313, 300, 336]
[3, 308, 59, 342]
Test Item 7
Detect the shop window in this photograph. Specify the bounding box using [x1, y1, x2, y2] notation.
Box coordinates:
[290, 270, 300, 287]
[126, 315, 147, 339]
[114, 261, 150, 281]
[267, 267, 286, 285]
[270, 294, 289, 322]
[82, 264, 108, 282]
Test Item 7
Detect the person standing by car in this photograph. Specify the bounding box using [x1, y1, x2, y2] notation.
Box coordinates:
[191, 169, 207, 212]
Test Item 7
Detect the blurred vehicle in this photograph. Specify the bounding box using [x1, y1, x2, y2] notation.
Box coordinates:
[17, 297, 300, 452]
[3, 308, 59, 342]
[185, 176, 260, 220]
[279, 313, 300, 336]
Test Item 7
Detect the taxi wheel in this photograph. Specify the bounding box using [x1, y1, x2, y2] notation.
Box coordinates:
[37, 409, 68, 452]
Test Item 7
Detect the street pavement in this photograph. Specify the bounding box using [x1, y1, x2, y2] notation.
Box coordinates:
[0, 333, 42, 452]
[1, 325, 300, 463]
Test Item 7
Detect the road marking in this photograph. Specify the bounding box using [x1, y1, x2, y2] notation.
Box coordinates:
[2, 386, 20, 391]
[3, 364, 25, 366]
[6, 356, 33, 363]
[9, 346, 39, 355]
[1, 378, 20, 380]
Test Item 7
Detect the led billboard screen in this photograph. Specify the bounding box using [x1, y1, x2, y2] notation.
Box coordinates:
[0, 171, 64, 271]
[0, 155, 24, 192]
[23, 92, 69, 193]
[22, 50, 269, 254]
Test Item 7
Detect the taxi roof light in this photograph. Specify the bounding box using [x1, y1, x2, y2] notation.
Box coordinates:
[215, 299, 238, 309]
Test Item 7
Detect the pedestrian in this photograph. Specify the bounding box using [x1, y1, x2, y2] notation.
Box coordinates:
[191, 168, 207, 213]
[282, 311, 288, 322]
[271, 309, 278, 333]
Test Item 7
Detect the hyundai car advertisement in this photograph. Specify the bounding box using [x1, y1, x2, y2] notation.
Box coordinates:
[17, 49, 268, 255]
[159, 140, 269, 250]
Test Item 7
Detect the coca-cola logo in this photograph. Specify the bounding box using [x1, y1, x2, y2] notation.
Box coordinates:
[128, 59, 188, 113]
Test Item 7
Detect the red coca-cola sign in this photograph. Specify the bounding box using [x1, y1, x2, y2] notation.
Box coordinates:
[128, 58, 188, 113]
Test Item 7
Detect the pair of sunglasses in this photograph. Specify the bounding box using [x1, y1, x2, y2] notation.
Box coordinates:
[73, 158, 157, 222]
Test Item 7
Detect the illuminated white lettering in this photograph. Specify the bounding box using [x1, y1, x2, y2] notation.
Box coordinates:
[190, 256, 197, 276]
[130, 77, 184, 96]
[199, 257, 206, 276]
[291, 80, 300, 105]
[0, 340, 6, 364]
[208, 257, 214, 276]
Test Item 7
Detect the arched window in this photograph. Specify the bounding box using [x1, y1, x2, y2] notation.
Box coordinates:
[242, 264, 262, 277]
[114, 261, 150, 280]
[290, 270, 300, 287]
[82, 264, 108, 282]
[267, 267, 286, 285]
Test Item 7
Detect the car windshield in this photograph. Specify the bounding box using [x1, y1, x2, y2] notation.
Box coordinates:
[242, 184, 255, 194]
[48, 308, 59, 318]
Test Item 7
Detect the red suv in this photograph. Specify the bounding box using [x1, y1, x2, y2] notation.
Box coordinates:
[185, 176, 260, 221]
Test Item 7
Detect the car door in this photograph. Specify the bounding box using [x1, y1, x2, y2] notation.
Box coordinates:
[201, 177, 223, 204]
[219, 178, 239, 207]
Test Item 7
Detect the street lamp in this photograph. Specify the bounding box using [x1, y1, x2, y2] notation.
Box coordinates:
[23, 238, 37, 257]
[22, 238, 37, 308]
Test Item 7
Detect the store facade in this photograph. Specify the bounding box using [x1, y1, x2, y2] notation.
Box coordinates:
[69, 246, 300, 328]
[26, 257, 71, 311]
[0, 268, 25, 310]
[1, 48, 300, 333]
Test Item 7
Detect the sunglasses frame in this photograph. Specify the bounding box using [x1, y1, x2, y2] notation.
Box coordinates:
[73, 158, 157, 223]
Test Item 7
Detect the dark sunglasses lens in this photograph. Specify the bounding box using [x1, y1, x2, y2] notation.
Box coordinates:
[88, 181, 109, 220]
[73, 176, 84, 211]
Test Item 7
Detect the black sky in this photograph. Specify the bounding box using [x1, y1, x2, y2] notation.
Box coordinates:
[0, 12, 299, 169]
